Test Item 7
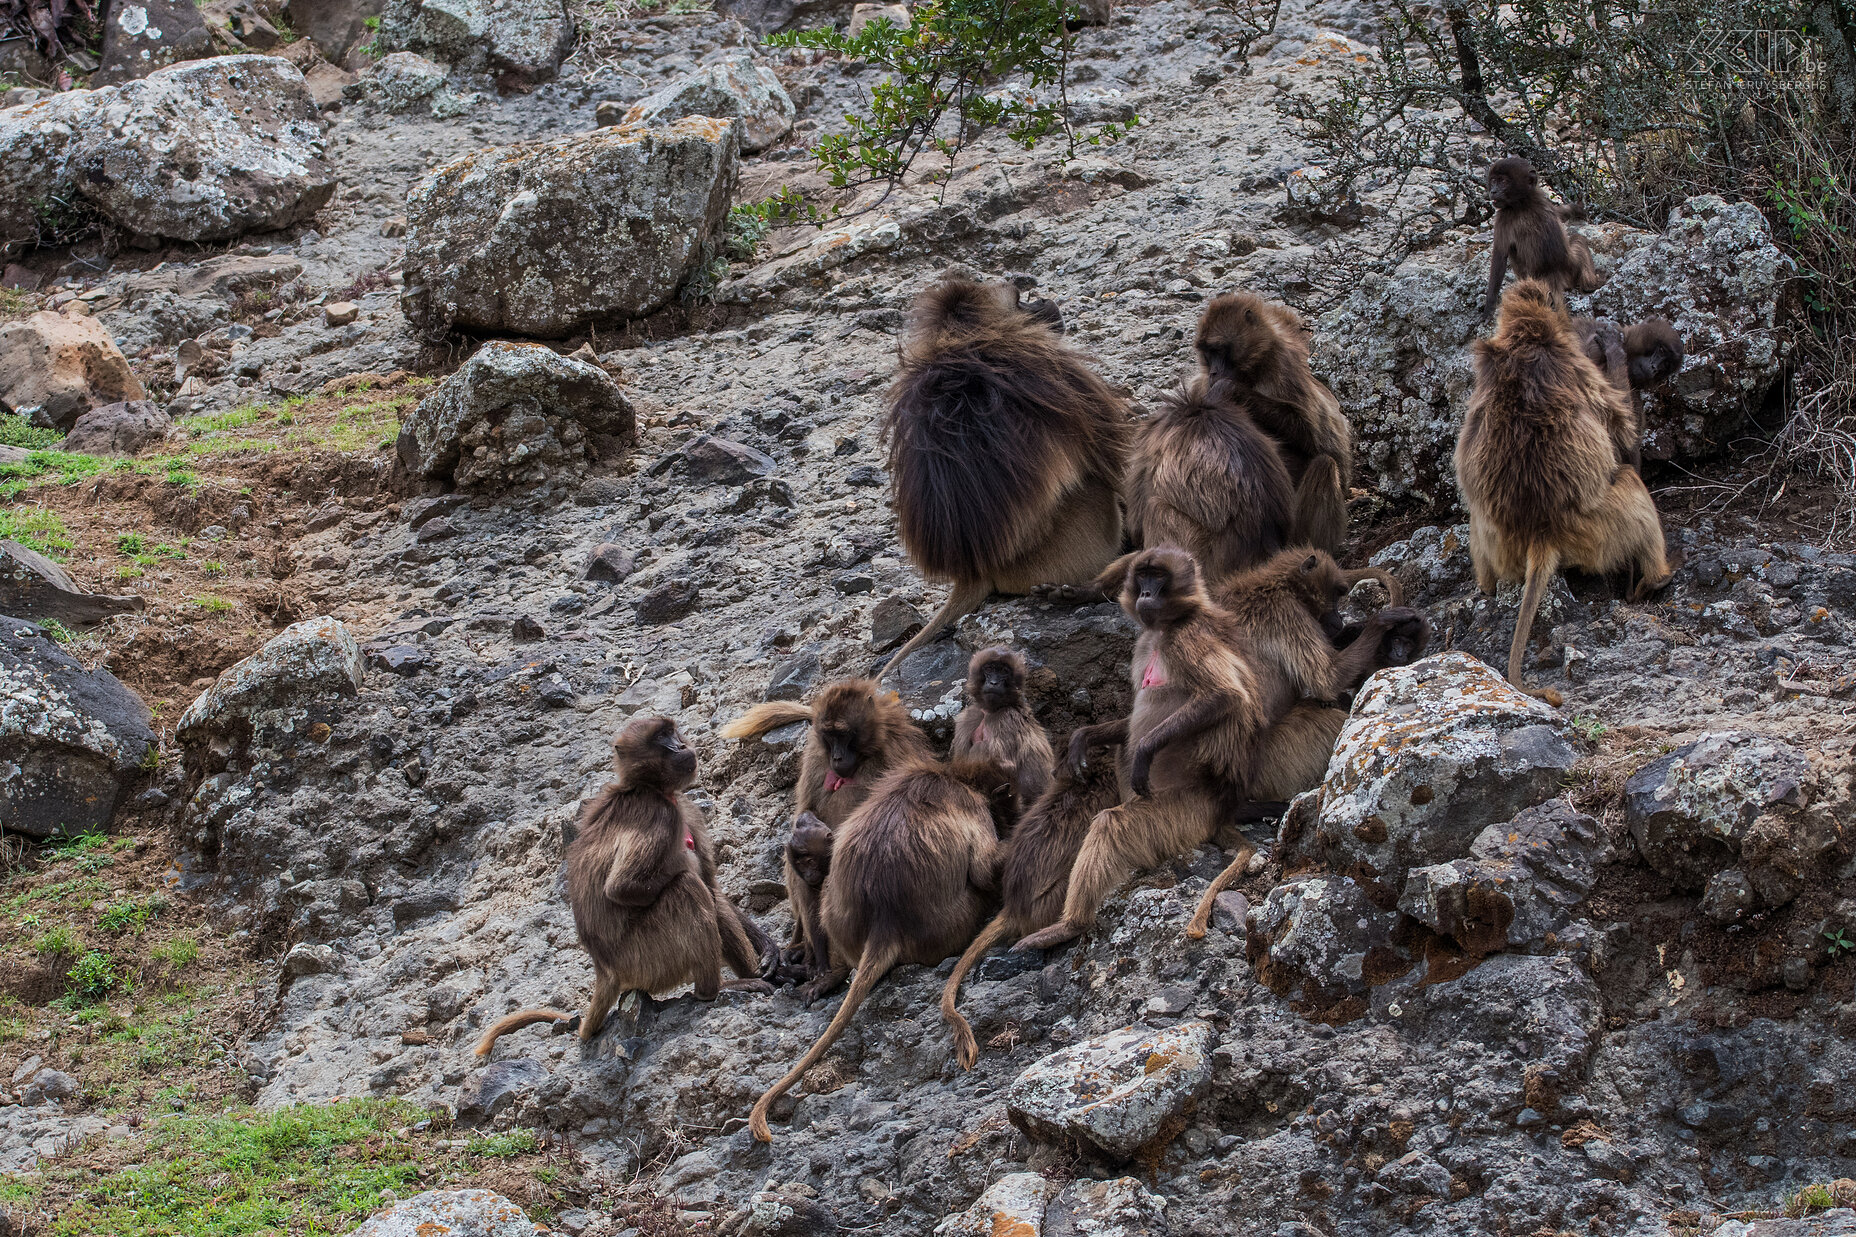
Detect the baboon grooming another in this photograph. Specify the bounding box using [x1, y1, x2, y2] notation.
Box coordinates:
[1456, 280, 1673, 706]
[881, 279, 1131, 677]
[952, 647, 1055, 812]
[1484, 156, 1601, 317]
[1013, 548, 1295, 953]
[779, 812, 835, 983]
[748, 755, 1020, 1141]
[722, 680, 931, 978]
[1573, 316, 1685, 471]
[941, 752, 1121, 1068]
[474, 718, 775, 1057]
[1123, 376, 1295, 583]
[1195, 293, 1354, 552]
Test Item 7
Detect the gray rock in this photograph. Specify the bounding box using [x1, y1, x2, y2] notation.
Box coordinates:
[0, 312, 147, 432]
[685, 433, 777, 484]
[0, 617, 155, 839]
[1700, 867, 1757, 924]
[395, 342, 635, 489]
[378, 0, 573, 90]
[1246, 874, 1409, 1015]
[1005, 1021, 1214, 1160]
[1626, 731, 1846, 907]
[96, 0, 215, 84]
[349, 1189, 539, 1236]
[400, 119, 738, 340]
[0, 56, 336, 248]
[869, 597, 923, 653]
[283, 941, 338, 976]
[623, 53, 795, 153]
[176, 617, 365, 768]
[1283, 652, 1576, 891]
[285, 0, 383, 65]
[455, 1058, 547, 1120]
[0, 541, 146, 625]
[1046, 1177, 1168, 1236]
[636, 579, 699, 625]
[31, 1070, 76, 1101]
[764, 650, 820, 701]
[1398, 800, 1602, 953]
[728, 1186, 838, 1236]
[60, 400, 172, 455]
[371, 50, 448, 107]
[584, 543, 636, 583]
[935, 1174, 1054, 1236]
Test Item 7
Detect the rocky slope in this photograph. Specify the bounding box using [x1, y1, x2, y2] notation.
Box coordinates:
[1, 0, 1852, 1232]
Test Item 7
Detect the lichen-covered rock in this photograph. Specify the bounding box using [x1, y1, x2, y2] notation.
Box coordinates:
[1315, 195, 1789, 504]
[378, 0, 572, 90]
[177, 617, 364, 769]
[349, 1188, 539, 1236]
[624, 54, 795, 153]
[401, 119, 739, 340]
[395, 342, 636, 488]
[1005, 1021, 1214, 1160]
[371, 50, 448, 108]
[0, 312, 146, 432]
[1625, 731, 1850, 908]
[96, 0, 216, 84]
[60, 399, 172, 455]
[1398, 800, 1603, 953]
[1282, 652, 1577, 891]
[0, 617, 155, 839]
[1245, 875, 1410, 1018]
[0, 56, 334, 249]
[935, 1173, 1055, 1236]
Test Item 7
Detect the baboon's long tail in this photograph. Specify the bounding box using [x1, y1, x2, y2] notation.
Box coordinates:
[473, 1009, 571, 1058]
[879, 579, 991, 682]
[749, 942, 900, 1143]
[1339, 565, 1404, 608]
[1508, 545, 1563, 706]
[1186, 843, 1257, 940]
[721, 702, 814, 740]
[941, 915, 1014, 1071]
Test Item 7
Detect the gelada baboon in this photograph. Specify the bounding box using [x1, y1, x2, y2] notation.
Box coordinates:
[1456, 280, 1672, 705]
[881, 278, 1131, 677]
[1195, 293, 1354, 552]
[722, 680, 932, 979]
[474, 718, 775, 1056]
[952, 647, 1055, 813]
[1013, 548, 1295, 953]
[1484, 156, 1601, 318]
[941, 751, 1121, 1068]
[1122, 376, 1295, 583]
[779, 812, 835, 984]
[748, 754, 1020, 1141]
[1573, 316, 1685, 471]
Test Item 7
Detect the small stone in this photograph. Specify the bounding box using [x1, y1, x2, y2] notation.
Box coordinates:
[1006, 1021, 1215, 1160]
[325, 301, 360, 327]
[415, 516, 457, 543]
[636, 579, 699, 625]
[833, 571, 875, 595]
[284, 941, 338, 976]
[1210, 890, 1249, 933]
[33, 1069, 75, 1101]
[764, 650, 820, 701]
[1783, 956, 1811, 991]
[869, 597, 924, 653]
[380, 216, 409, 238]
[584, 543, 635, 583]
[684, 433, 776, 485]
[1700, 867, 1757, 924]
[595, 100, 625, 127]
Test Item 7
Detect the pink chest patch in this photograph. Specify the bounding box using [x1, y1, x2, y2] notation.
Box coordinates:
[1140, 651, 1168, 689]
[824, 771, 849, 792]
[974, 721, 990, 745]
[684, 832, 696, 851]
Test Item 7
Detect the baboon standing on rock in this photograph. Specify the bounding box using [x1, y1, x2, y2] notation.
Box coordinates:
[1484, 156, 1601, 317]
[748, 754, 1020, 1141]
[1456, 280, 1672, 706]
[474, 718, 776, 1057]
[881, 279, 1131, 677]
[1194, 293, 1354, 553]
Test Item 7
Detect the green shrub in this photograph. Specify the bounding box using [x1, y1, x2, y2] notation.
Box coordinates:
[67, 950, 117, 1001]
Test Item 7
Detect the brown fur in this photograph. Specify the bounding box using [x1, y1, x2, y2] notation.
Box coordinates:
[781, 812, 834, 983]
[1123, 377, 1295, 584]
[721, 680, 932, 979]
[952, 647, 1055, 813]
[1195, 293, 1353, 552]
[1573, 316, 1685, 472]
[941, 752, 1121, 1068]
[474, 718, 774, 1057]
[1456, 280, 1672, 705]
[748, 754, 1020, 1140]
[1485, 157, 1601, 317]
[882, 279, 1131, 677]
[1012, 548, 1296, 952]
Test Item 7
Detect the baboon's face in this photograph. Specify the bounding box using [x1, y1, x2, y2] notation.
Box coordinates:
[786, 813, 833, 886]
[970, 652, 1022, 711]
[1125, 548, 1199, 628]
[1488, 158, 1536, 209]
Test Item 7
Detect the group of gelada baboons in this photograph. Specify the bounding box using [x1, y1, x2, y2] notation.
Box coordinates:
[474, 156, 1687, 1142]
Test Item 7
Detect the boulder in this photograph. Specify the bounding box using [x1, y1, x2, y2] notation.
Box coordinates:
[176, 616, 365, 771]
[1625, 732, 1849, 908]
[623, 54, 796, 153]
[935, 1174, 1055, 1236]
[0, 56, 337, 249]
[1314, 195, 1789, 504]
[684, 433, 776, 484]
[395, 342, 636, 489]
[61, 400, 172, 456]
[1246, 874, 1411, 1018]
[726, 1185, 839, 1236]
[0, 541, 146, 625]
[933, 1174, 1168, 1237]
[400, 118, 738, 340]
[848, 3, 911, 35]
[1282, 652, 1577, 893]
[1398, 800, 1603, 954]
[96, 0, 216, 84]
[455, 1058, 547, 1120]
[0, 617, 156, 838]
[350, 1189, 539, 1237]
[377, 0, 573, 90]
[1005, 1021, 1214, 1160]
[0, 312, 146, 432]
[372, 50, 447, 107]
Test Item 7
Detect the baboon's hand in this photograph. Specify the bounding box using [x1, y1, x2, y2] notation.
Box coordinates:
[1128, 753, 1153, 799]
[1067, 731, 1092, 778]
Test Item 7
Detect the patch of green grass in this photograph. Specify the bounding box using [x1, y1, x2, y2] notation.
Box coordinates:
[470, 1129, 541, 1159]
[37, 617, 77, 644]
[1568, 714, 1608, 742]
[99, 897, 164, 935]
[191, 596, 235, 613]
[0, 286, 34, 320]
[0, 506, 73, 559]
[182, 406, 269, 438]
[115, 532, 144, 555]
[2, 876, 111, 916]
[149, 935, 200, 971]
[0, 448, 113, 501]
[164, 465, 197, 486]
[198, 559, 226, 577]
[1787, 1183, 1839, 1217]
[0, 412, 60, 449]
[34, 925, 79, 959]
[66, 950, 117, 1001]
